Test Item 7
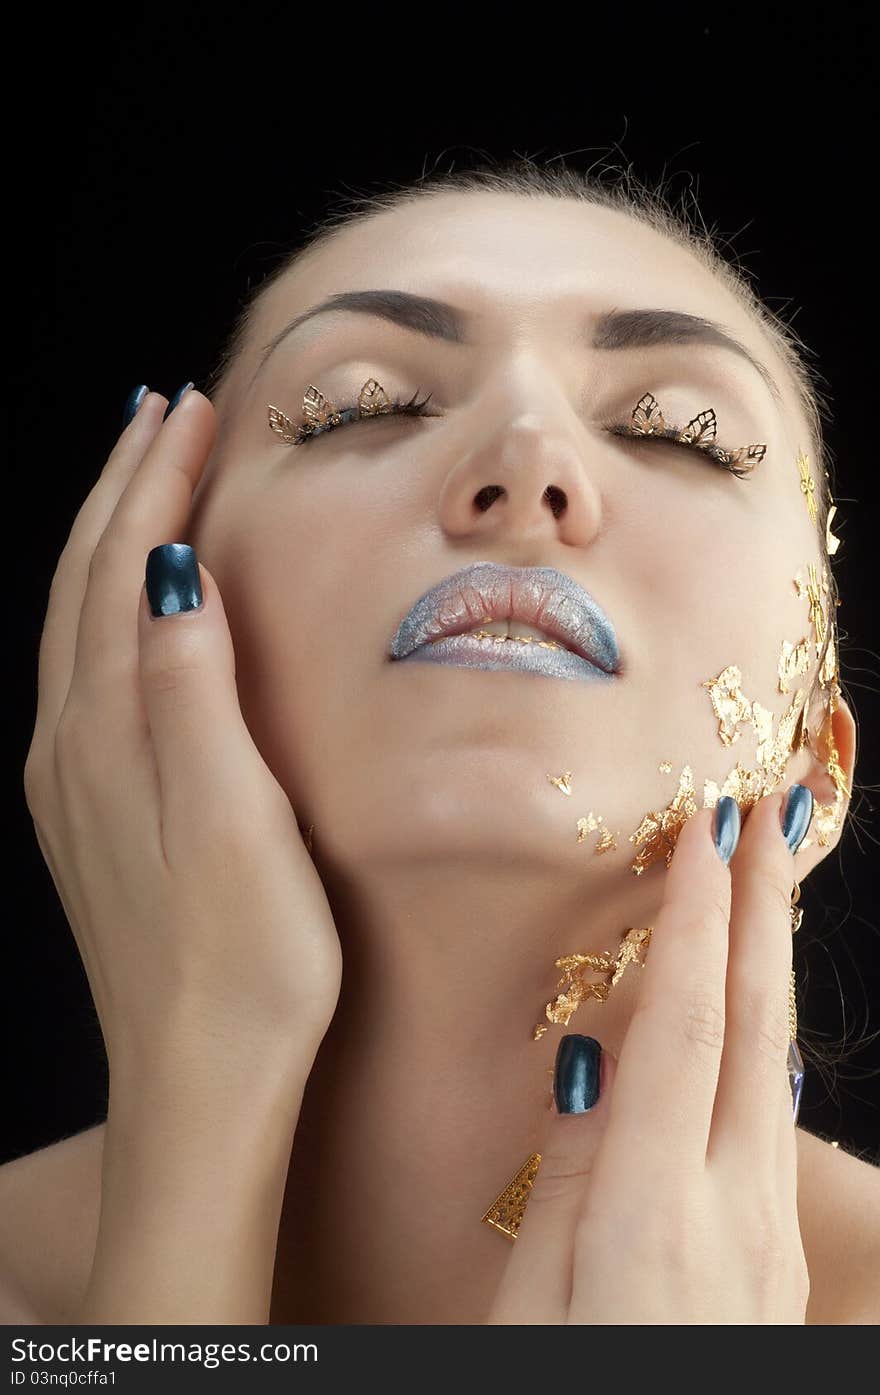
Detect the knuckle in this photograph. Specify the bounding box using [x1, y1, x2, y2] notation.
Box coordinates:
[53, 704, 88, 760]
[742, 1191, 788, 1275]
[754, 877, 794, 923]
[681, 987, 726, 1052]
[53, 703, 101, 783]
[526, 1147, 598, 1207]
[750, 997, 793, 1065]
[792, 1257, 812, 1308]
[23, 745, 50, 812]
[140, 628, 206, 692]
[87, 530, 125, 584]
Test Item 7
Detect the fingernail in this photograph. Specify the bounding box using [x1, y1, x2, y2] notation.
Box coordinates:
[163, 381, 195, 420]
[145, 544, 203, 618]
[712, 795, 741, 866]
[554, 1034, 601, 1114]
[782, 784, 814, 854]
[122, 384, 149, 429]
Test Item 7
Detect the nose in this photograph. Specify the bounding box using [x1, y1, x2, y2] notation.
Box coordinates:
[437, 408, 604, 547]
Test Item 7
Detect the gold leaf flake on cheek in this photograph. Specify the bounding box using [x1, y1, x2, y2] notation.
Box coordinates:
[778, 639, 813, 694]
[795, 563, 828, 649]
[700, 665, 753, 746]
[751, 700, 776, 767]
[658, 760, 673, 773]
[628, 765, 700, 877]
[797, 449, 818, 526]
[545, 772, 619, 852]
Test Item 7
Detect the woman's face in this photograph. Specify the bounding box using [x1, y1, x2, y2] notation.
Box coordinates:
[187, 193, 841, 895]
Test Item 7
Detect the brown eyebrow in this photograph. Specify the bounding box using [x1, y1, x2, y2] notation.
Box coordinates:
[251, 288, 782, 404]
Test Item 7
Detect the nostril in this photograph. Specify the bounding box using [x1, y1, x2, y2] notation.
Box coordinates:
[474, 485, 504, 511]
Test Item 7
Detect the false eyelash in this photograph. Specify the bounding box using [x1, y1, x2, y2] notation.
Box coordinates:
[602, 420, 757, 478]
[272, 387, 438, 446]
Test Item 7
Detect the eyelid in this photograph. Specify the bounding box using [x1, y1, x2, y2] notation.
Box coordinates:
[601, 418, 764, 478]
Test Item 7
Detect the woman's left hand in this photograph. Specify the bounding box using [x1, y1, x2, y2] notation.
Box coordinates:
[486, 790, 811, 1325]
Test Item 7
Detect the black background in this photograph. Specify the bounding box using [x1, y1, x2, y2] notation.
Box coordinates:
[8, 7, 878, 1165]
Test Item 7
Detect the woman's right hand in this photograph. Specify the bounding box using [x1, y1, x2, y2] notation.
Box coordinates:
[22, 387, 343, 1082]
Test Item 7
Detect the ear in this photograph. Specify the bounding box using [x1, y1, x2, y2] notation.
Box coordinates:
[788, 692, 856, 877]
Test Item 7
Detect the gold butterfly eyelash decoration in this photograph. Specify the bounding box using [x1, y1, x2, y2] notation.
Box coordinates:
[268, 378, 396, 445]
[629, 391, 767, 472]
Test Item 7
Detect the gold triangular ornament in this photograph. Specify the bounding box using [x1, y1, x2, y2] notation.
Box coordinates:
[480, 1152, 542, 1241]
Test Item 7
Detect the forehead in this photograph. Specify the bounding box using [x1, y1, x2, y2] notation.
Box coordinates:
[256, 192, 759, 352]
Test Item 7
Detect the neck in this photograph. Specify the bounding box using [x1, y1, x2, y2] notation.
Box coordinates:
[271, 852, 664, 1324]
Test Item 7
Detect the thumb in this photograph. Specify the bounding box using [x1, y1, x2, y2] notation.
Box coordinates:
[488, 1035, 616, 1325]
[138, 543, 294, 848]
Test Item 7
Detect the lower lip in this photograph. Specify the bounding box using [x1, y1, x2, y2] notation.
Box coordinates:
[395, 632, 615, 682]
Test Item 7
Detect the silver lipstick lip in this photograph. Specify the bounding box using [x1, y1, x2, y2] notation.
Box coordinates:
[387, 560, 622, 675]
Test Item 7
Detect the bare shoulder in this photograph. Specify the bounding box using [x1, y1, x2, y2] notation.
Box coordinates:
[0, 1122, 105, 1322]
[796, 1126, 880, 1324]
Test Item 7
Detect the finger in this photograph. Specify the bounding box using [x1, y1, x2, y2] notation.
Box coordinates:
[600, 804, 735, 1181]
[137, 549, 297, 862]
[66, 388, 215, 726]
[709, 787, 811, 1171]
[487, 1037, 615, 1324]
[31, 391, 167, 742]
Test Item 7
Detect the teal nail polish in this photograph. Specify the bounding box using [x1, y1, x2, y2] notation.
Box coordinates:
[163, 381, 194, 420]
[122, 385, 148, 429]
[712, 795, 741, 865]
[554, 1034, 601, 1114]
[145, 544, 203, 617]
[782, 784, 814, 853]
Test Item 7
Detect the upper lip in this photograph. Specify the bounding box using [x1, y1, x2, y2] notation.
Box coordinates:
[387, 561, 622, 675]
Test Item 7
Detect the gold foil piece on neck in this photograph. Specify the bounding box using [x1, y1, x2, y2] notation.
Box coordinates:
[575, 811, 618, 854]
[593, 826, 618, 854]
[547, 771, 574, 795]
[532, 926, 653, 1038]
[826, 504, 842, 556]
[576, 812, 601, 841]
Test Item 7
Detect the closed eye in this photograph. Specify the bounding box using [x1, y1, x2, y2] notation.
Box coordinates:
[602, 420, 759, 478]
[280, 388, 440, 446]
